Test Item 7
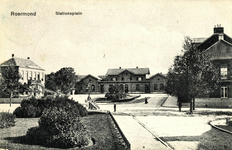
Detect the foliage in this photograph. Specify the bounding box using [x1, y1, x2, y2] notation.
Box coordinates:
[105, 84, 126, 100]
[0, 112, 16, 128]
[25, 106, 91, 148]
[13, 96, 88, 118]
[0, 66, 22, 104]
[45, 67, 76, 94]
[165, 37, 220, 101]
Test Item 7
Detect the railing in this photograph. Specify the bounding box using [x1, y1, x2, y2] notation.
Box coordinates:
[108, 111, 131, 150]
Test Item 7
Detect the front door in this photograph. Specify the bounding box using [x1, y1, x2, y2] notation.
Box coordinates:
[125, 84, 129, 93]
[100, 85, 104, 93]
[145, 84, 150, 93]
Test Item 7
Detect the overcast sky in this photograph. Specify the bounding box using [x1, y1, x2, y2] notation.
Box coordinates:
[1, 0, 232, 76]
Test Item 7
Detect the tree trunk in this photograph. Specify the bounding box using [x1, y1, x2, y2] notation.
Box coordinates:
[178, 101, 182, 112]
[190, 98, 193, 114]
[10, 92, 13, 107]
[193, 97, 195, 110]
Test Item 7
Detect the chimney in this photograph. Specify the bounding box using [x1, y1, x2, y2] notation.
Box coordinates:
[27, 57, 30, 59]
[214, 24, 224, 34]
[119, 67, 121, 69]
[136, 66, 138, 68]
[12, 54, 14, 57]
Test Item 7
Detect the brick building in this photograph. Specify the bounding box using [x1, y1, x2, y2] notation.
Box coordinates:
[194, 25, 232, 98]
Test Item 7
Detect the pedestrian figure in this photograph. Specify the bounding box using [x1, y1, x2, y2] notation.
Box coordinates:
[145, 97, 148, 104]
[114, 103, 116, 112]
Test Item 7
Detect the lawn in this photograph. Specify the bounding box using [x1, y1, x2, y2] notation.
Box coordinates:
[0, 112, 127, 150]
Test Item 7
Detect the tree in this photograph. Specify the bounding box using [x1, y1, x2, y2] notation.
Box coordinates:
[165, 37, 220, 113]
[45, 72, 57, 92]
[45, 67, 76, 95]
[1, 66, 22, 107]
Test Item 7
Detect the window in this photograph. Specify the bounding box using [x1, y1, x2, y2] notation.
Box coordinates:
[221, 86, 228, 98]
[113, 78, 117, 81]
[136, 84, 140, 91]
[130, 77, 132, 81]
[160, 84, 164, 90]
[154, 84, 158, 90]
[121, 77, 124, 81]
[157, 78, 160, 81]
[91, 85, 95, 91]
[221, 67, 227, 79]
[89, 79, 91, 82]
[38, 72, 40, 80]
[138, 77, 142, 81]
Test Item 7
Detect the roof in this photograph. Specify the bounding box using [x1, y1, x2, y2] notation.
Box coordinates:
[77, 74, 101, 82]
[149, 73, 167, 79]
[205, 40, 232, 60]
[106, 68, 150, 76]
[0, 57, 45, 71]
[197, 33, 232, 51]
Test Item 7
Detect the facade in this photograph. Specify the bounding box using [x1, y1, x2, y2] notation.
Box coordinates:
[149, 73, 167, 93]
[75, 74, 100, 94]
[99, 67, 151, 93]
[75, 67, 167, 94]
[194, 25, 232, 98]
[0, 54, 45, 97]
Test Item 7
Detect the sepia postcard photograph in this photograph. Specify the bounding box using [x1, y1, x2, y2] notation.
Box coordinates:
[0, 0, 232, 149]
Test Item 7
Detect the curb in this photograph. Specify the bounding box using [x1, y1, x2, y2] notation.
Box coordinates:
[160, 96, 170, 107]
[209, 119, 232, 134]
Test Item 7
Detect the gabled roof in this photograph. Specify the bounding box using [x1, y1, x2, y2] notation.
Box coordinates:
[106, 68, 150, 76]
[197, 33, 232, 51]
[149, 73, 167, 79]
[0, 57, 45, 71]
[77, 74, 101, 82]
[205, 40, 232, 60]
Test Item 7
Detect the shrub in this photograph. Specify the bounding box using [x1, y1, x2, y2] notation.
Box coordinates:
[0, 112, 16, 128]
[13, 96, 87, 118]
[26, 106, 92, 148]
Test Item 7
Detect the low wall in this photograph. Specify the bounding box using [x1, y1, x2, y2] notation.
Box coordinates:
[180, 98, 232, 108]
[195, 98, 232, 108]
[0, 98, 23, 103]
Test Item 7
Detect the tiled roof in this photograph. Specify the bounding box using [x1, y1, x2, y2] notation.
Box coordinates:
[0, 57, 45, 71]
[106, 68, 150, 75]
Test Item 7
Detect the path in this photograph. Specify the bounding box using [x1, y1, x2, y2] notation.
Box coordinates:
[113, 114, 170, 150]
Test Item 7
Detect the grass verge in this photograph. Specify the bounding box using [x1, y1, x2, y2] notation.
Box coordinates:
[0, 112, 127, 150]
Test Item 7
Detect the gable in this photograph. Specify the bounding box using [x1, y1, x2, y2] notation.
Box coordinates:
[150, 73, 167, 80]
[78, 74, 99, 82]
[205, 40, 232, 60]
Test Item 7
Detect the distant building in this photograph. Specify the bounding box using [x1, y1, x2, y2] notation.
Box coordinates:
[75, 74, 101, 94]
[0, 54, 45, 97]
[193, 25, 232, 98]
[149, 73, 167, 93]
[99, 67, 151, 93]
